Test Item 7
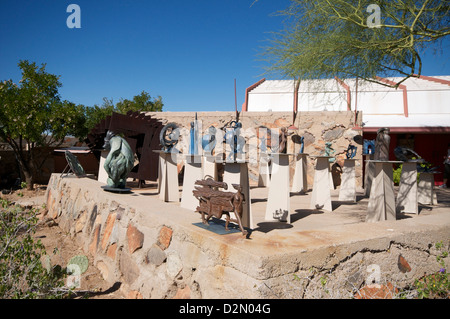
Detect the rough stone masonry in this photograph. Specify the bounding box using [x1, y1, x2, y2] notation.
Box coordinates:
[44, 171, 450, 299]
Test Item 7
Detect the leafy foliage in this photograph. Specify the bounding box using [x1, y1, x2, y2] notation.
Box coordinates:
[414, 242, 449, 299]
[0, 60, 87, 188]
[84, 91, 163, 134]
[262, 0, 450, 86]
[0, 199, 70, 298]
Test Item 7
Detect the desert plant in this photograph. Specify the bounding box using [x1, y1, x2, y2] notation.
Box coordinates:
[414, 242, 449, 299]
[0, 202, 71, 298]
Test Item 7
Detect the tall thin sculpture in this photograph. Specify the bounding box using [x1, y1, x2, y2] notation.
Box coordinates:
[374, 127, 391, 161]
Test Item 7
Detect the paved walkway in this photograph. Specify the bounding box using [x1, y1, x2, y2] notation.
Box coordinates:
[128, 180, 450, 236]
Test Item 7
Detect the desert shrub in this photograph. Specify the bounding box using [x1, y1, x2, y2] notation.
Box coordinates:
[0, 199, 70, 298]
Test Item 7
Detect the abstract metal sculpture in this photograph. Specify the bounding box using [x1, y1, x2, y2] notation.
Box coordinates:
[363, 139, 375, 155]
[102, 131, 134, 190]
[374, 127, 390, 161]
[160, 122, 180, 153]
[322, 142, 336, 162]
[394, 146, 438, 172]
[61, 151, 86, 178]
[346, 144, 357, 159]
[193, 177, 247, 235]
[189, 113, 199, 155]
[201, 126, 217, 154]
[223, 120, 245, 161]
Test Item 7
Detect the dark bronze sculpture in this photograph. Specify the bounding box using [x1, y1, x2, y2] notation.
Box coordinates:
[61, 151, 86, 178]
[160, 122, 180, 153]
[193, 177, 247, 235]
[374, 127, 391, 161]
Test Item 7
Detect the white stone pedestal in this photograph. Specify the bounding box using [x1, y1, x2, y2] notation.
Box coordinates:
[366, 160, 402, 222]
[97, 150, 109, 184]
[291, 153, 308, 193]
[258, 153, 271, 187]
[202, 155, 218, 180]
[155, 151, 180, 202]
[180, 154, 203, 211]
[222, 161, 253, 229]
[338, 159, 357, 202]
[396, 161, 418, 214]
[265, 153, 293, 223]
[418, 172, 439, 205]
[310, 156, 333, 211]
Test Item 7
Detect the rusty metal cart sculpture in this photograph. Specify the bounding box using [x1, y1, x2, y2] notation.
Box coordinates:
[193, 177, 247, 235]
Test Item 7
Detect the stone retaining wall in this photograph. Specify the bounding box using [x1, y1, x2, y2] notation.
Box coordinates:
[45, 173, 450, 299]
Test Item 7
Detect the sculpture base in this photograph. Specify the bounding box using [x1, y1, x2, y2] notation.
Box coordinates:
[193, 218, 243, 235]
[101, 185, 132, 193]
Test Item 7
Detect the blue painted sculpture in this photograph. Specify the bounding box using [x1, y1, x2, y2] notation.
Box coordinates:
[299, 136, 305, 154]
[363, 139, 375, 155]
[201, 126, 217, 154]
[189, 113, 199, 155]
[346, 144, 357, 159]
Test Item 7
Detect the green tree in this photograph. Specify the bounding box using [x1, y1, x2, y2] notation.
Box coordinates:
[84, 91, 163, 133]
[0, 60, 86, 189]
[262, 0, 450, 87]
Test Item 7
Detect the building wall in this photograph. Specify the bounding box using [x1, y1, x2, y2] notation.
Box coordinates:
[362, 132, 450, 185]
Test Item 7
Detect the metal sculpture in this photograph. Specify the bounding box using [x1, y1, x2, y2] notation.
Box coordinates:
[322, 142, 336, 162]
[223, 120, 245, 161]
[160, 122, 180, 153]
[394, 146, 423, 162]
[374, 127, 391, 161]
[363, 139, 375, 155]
[192, 177, 247, 235]
[299, 136, 305, 154]
[102, 130, 134, 190]
[277, 127, 293, 154]
[394, 146, 438, 172]
[189, 113, 199, 155]
[346, 144, 357, 159]
[61, 151, 86, 178]
[85, 111, 164, 186]
[201, 126, 217, 154]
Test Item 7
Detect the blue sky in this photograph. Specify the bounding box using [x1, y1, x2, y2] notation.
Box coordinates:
[1, 0, 449, 112]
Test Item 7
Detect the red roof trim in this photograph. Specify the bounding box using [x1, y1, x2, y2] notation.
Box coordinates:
[241, 78, 266, 112]
[376, 76, 409, 117]
[363, 126, 450, 133]
[413, 74, 450, 86]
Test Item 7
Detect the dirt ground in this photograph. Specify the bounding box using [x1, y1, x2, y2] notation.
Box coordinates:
[1, 186, 126, 299]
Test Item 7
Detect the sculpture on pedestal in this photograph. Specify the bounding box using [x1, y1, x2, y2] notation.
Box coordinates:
[223, 120, 245, 161]
[160, 122, 180, 153]
[192, 177, 247, 235]
[322, 142, 335, 162]
[374, 127, 390, 161]
[202, 126, 217, 155]
[363, 139, 375, 155]
[346, 144, 357, 159]
[189, 113, 199, 155]
[102, 131, 134, 190]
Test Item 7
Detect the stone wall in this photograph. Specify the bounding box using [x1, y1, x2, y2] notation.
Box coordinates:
[44, 174, 450, 299]
[146, 111, 364, 188]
